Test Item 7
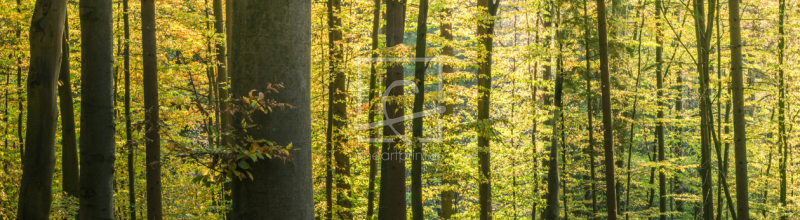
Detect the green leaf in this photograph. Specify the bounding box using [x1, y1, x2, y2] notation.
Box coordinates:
[238, 160, 250, 169]
[249, 153, 257, 162]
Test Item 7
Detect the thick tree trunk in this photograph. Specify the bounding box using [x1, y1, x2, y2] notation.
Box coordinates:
[729, 0, 749, 216]
[141, 0, 162, 218]
[123, 0, 136, 218]
[78, 0, 116, 217]
[476, 0, 498, 219]
[229, 0, 313, 218]
[378, 0, 407, 218]
[596, 0, 618, 217]
[366, 0, 381, 218]
[16, 0, 68, 217]
[411, 0, 428, 218]
[59, 14, 79, 200]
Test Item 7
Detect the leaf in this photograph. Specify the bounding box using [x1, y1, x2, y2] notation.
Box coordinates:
[249, 142, 258, 153]
[246, 171, 254, 180]
[249, 153, 257, 162]
[286, 142, 293, 150]
[238, 160, 250, 169]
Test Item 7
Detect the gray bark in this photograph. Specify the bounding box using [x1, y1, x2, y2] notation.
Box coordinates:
[229, 0, 313, 218]
[78, 0, 116, 217]
[16, 0, 68, 217]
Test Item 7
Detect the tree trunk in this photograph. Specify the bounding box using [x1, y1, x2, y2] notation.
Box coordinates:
[213, 0, 229, 151]
[325, 0, 351, 217]
[229, 0, 313, 218]
[16, 0, 67, 217]
[366, 0, 382, 218]
[78, 0, 116, 217]
[543, 1, 559, 218]
[778, 0, 787, 218]
[123, 0, 136, 218]
[582, 0, 596, 216]
[440, 6, 456, 219]
[59, 13, 79, 200]
[656, 0, 666, 218]
[596, 0, 618, 217]
[141, 0, 162, 217]
[477, 0, 498, 218]
[411, 0, 428, 218]
[378, 0, 407, 218]
[729, 0, 749, 215]
[692, 0, 716, 217]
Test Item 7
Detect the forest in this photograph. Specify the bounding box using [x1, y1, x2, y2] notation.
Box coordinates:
[0, 0, 796, 218]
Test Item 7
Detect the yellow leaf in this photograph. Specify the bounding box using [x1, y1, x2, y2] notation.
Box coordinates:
[286, 142, 292, 150]
[250, 142, 258, 153]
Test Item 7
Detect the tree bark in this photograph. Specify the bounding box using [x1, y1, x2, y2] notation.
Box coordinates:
[729, 0, 749, 215]
[440, 6, 456, 219]
[378, 0, 407, 218]
[16, 0, 68, 217]
[59, 13, 79, 200]
[229, 0, 313, 218]
[325, 0, 351, 217]
[582, 0, 596, 216]
[78, 0, 116, 217]
[123, 0, 136, 218]
[141, 0, 162, 217]
[596, 0, 618, 217]
[655, 0, 666, 218]
[542, 1, 559, 218]
[778, 0, 788, 218]
[477, 0, 499, 218]
[411, 0, 428, 218]
[366, 0, 382, 218]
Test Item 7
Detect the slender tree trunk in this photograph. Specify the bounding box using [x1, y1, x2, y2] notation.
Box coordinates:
[582, 0, 596, 216]
[378, 0, 407, 218]
[477, 0, 499, 218]
[325, 0, 352, 217]
[596, 0, 618, 217]
[656, 0, 666, 218]
[625, 8, 644, 218]
[213, 0, 229, 150]
[366, 0, 382, 218]
[229, 0, 313, 217]
[531, 15, 541, 220]
[123, 0, 136, 218]
[778, 0, 788, 218]
[543, 1, 560, 219]
[411, 0, 429, 218]
[59, 13, 79, 200]
[729, 0, 749, 215]
[674, 62, 685, 215]
[440, 6, 456, 219]
[16, 0, 68, 217]
[78, 0, 116, 217]
[692, 0, 716, 216]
